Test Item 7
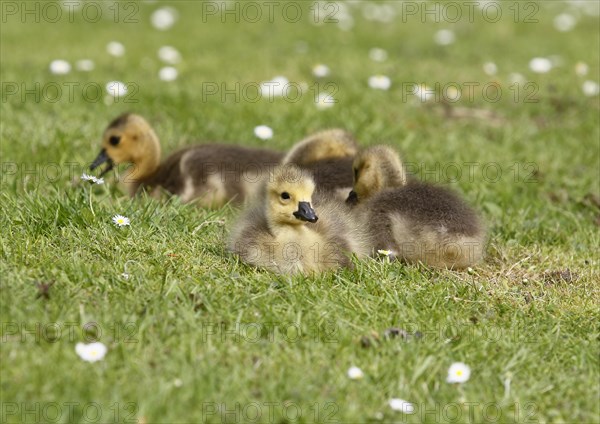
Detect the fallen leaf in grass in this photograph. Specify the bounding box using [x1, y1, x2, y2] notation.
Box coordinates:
[35, 281, 54, 300]
[543, 269, 578, 285]
[359, 331, 380, 348]
[383, 327, 409, 339]
[359, 336, 371, 348]
[361, 328, 421, 348]
[548, 189, 569, 204]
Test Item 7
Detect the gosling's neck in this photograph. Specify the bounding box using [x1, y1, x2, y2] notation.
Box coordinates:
[123, 132, 162, 197]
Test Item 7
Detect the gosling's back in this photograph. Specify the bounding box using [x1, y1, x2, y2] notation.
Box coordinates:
[360, 181, 485, 268]
[143, 144, 284, 205]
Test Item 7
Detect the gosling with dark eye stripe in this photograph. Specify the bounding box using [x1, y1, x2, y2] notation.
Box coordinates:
[228, 164, 371, 275]
[89, 113, 284, 207]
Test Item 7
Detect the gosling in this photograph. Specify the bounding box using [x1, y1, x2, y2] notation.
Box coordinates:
[228, 164, 370, 275]
[89, 113, 284, 207]
[347, 145, 486, 269]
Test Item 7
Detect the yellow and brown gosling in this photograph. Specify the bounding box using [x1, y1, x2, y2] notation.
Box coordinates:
[347, 145, 486, 269]
[228, 164, 370, 275]
[282, 129, 358, 197]
[89, 113, 284, 207]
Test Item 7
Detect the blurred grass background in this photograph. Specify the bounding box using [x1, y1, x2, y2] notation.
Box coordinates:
[1, 1, 599, 423]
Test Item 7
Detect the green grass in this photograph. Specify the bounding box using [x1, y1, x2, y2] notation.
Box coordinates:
[1, 1, 599, 423]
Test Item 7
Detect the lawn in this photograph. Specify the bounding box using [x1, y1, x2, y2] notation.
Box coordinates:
[1, 1, 599, 423]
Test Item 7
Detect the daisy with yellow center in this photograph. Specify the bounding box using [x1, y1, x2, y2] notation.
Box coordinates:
[112, 215, 130, 227]
[75, 342, 107, 362]
[447, 362, 471, 383]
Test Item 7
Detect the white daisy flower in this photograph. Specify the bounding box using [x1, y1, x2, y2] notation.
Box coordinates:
[368, 48, 388, 62]
[158, 46, 181, 64]
[106, 41, 125, 57]
[575, 62, 589, 77]
[377, 249, 392, 257]
[368, 75, 391, 91]
[315, 93, 335, 109]
[49, 59, 71, 75]
[173, 378, 183, 387]
[254, 125, 273, 140]
[105, 81, 128, 98]
[553, 13, 577, 32]
[151, 7, 178, 30]
[312, 64, 330, 78]
[529, 57, 553, 74]
[75, 342, 107, 362]
[413, 84, 435, 102]
[81, 173, 104, 185]
[483, 62, 498, 76]
[582, 81, 599, 97]
[446, 362, 471, 383]
[434, 29, 455, 46]
[159, 67, 178, 82]
[75, 59, 94, 72]
[112, 215, 131, 227]
[121, 272, 130, 280]
[260, 76, 289, 98]
[347, 366, 364, 380]
[389, 398, 415, 414]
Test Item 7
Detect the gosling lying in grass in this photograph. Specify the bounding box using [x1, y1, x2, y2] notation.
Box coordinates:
[89, 113, 284, 207]
[228, 164, 370, 275]
[282, 129, 357, 198]
[347, 145, 486, 269]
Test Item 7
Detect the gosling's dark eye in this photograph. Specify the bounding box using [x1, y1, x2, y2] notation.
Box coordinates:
[281, 192, 290, 200]
[109, 135, 121, 146]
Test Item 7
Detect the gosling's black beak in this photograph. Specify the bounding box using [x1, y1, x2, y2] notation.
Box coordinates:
[346, 190, 358, 206]
[293, 201, 318, 223]
[90, 149, 114, 176]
